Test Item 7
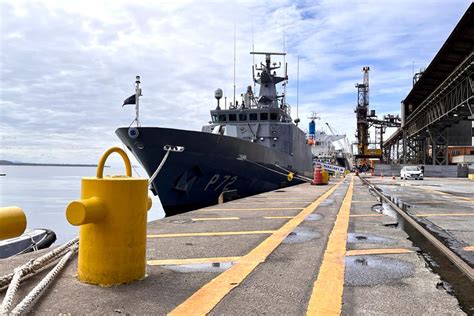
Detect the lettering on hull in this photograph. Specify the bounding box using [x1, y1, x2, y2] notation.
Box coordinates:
[204, 174, 238, 192]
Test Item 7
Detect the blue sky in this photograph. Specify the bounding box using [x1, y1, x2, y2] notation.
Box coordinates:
[1, 0, 471, 164]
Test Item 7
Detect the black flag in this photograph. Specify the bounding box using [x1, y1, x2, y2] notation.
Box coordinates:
[122, 94, 136, 106]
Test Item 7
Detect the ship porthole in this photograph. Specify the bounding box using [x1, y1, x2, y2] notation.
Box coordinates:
[128, 127, 139, 139]
[135, 142, 144, 150]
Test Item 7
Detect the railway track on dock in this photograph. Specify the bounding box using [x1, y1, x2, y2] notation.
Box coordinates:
[358, 176, 474, 281]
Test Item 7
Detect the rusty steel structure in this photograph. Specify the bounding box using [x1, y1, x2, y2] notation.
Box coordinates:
[354, 67, 401, 166]
[383, 4, 474, 165]
[354, 67, 371, 160]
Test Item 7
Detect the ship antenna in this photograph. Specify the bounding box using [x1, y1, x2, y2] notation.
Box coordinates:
[296, 56, 300, 124]
[135, 75, 141, 127]
[251, 16, 256, 94]
[283, 12, 287, 112]
[283, 11, 286, 65]
[233, 22, 236, 107]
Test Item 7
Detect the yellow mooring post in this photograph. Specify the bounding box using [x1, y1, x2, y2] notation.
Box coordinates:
[0, 206, 27, 240]
[66, 147, 152, 286]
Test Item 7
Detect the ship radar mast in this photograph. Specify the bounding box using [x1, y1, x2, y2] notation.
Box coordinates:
[250, 52, 288, 111]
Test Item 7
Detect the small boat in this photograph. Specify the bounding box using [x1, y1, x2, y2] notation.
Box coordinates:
[0, 229, 57, 259]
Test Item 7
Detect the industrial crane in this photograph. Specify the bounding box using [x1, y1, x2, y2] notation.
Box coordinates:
[355, 66, 370, 162]
[354, 67, 401, 169]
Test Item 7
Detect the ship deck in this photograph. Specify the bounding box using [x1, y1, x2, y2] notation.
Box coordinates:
[1, 174, 472, 314]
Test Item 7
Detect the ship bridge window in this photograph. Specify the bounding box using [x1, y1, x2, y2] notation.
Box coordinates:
[239, 113, 247, 121]
[229, 114, 237, 121]
[218, 114, 227, 122]
[211, 114, 218, 123]
[249, 113, 258, 121]
[260, 113, 268, 120]
[270, 113, 278, 121]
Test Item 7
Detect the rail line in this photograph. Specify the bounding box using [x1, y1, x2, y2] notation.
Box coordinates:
[358, 176, 474, 281]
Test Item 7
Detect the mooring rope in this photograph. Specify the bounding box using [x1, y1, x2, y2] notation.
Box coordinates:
[148, 145, 185, 185]
[149, 149, 171, 185]
[0, 238, 79, 315]
[10, 245, 78, 315]
[238, 156, 311, 182]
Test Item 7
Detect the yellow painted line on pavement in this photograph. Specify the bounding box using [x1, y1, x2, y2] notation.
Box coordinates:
[168, 178, 345, 316]
[148, 230, 275, 238]
[191, 217, 240, 221]
[200, 207, 303, 211]
[415, 186, 474, 202]
[147, 256, 241, 266]
[349, 214, 384, 217]
[463, 246, 474, 251]
[416, 213, 474, 217]
[346, 248, 414, 256]
[230, 201, 310, 204]
[307, 176, 354, 316]
[263, 216, 295, 219]
[248, 198, 315, 201]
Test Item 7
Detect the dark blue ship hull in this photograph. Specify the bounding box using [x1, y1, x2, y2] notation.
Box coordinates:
[116, 127, 312, 216]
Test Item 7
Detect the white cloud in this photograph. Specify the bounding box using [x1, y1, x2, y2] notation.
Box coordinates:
[0, 0, 470, 163]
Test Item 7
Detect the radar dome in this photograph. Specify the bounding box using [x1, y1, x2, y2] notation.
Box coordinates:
[214, 88, 223, 100]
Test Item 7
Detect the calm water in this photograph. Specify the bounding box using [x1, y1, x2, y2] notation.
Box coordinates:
[0, 165, 165, 244]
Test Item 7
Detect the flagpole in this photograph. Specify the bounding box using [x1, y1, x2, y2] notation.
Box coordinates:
[135, 75, 141, 127]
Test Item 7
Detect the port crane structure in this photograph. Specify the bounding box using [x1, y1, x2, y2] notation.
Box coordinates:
[354, 67, 401, 167]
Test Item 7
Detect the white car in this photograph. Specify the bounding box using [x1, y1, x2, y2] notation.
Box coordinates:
[401, 166, 423, 180]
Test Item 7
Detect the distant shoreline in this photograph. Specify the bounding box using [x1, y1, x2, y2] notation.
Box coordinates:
[0, 160, 102, 168]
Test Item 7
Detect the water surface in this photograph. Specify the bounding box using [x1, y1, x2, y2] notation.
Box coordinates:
[0, 165, 165, 244]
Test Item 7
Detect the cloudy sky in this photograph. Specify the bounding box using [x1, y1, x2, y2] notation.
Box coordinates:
[1, 0, 471, 164]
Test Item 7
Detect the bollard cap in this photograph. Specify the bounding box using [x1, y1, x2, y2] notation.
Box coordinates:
[0, 206, 27, 240]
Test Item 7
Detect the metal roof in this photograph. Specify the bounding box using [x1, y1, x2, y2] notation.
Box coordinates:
[403, 3, 474, 109]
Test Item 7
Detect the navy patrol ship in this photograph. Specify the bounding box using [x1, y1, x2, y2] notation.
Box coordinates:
[116, 52, 313, 216]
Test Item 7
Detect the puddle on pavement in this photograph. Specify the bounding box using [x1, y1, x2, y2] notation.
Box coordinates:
[320, 199, 335, 206]
[345, 256, 415, 286]
[436, 281, 454, 294]
[166, 219, 193, 224]
[283, 227, 321, 244]
[164, 261, 236, 273]
[347, 233, 396, 245]
[305, 214, 324, 221]
[377, 203, 400, 220]
[371, 203, 383, 212]
[384, 222, 399, 229]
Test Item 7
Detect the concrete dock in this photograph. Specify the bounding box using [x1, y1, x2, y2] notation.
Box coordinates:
[1, 175, 472, 314]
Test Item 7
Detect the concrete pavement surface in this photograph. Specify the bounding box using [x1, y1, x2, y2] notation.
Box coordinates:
[0, 175, 468, 314]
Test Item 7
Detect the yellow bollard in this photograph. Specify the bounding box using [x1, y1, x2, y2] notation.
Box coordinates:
[66, 147, 152, 286]
[321, 170, 329, 185]
[0, 206, 27, 240]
